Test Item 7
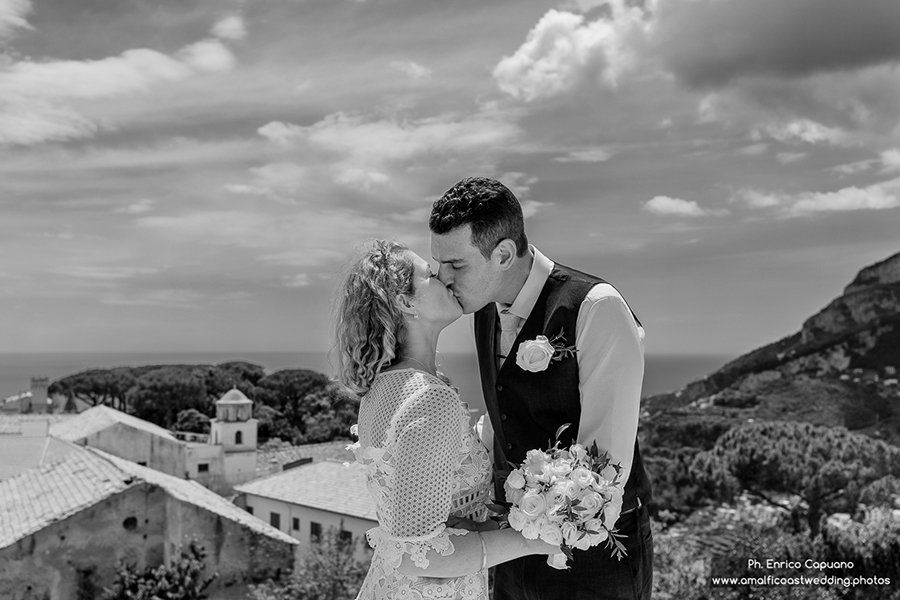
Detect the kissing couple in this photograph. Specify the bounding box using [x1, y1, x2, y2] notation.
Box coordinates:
[336, 176, 653, 600]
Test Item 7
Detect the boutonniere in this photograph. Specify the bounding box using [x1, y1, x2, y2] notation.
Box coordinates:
[515, 329, 577, 373]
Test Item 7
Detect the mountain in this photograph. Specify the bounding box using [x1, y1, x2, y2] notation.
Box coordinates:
[643, 250, 900, 446]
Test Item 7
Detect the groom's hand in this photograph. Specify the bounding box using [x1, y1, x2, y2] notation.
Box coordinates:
[444, 516, 500, 532]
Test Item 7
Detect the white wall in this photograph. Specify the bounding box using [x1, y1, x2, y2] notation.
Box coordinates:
[242, 494, 376, 562]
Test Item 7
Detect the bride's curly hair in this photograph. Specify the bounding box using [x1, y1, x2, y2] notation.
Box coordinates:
[333, 240, 415, 395]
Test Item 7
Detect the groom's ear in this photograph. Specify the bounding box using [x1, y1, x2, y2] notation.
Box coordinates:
[493, 239, 517, 271]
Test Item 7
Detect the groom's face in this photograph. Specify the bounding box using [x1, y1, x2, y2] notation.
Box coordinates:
[431, 225, 499, 314]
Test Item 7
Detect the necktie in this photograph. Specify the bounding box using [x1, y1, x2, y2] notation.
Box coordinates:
[498, 309, 521, 368]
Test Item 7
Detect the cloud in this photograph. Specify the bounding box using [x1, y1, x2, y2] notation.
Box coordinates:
[212, 15, 246, 41]
[555, 146, 613, 162]
[0, 38, 237, 146]
[493, 8, 643, 101]
[101, 289, 200, 308]
[880, 149, 900, 172]
[177, 39, 236, 73]
[282, 273, 310, 288]
[755, 119, 846, 146]
[733, 179, 900, 215]
[0, 0, 30, 39]
[257, 111, 520, 190]
[653, 0, 900, 88]
[776, 152, 806, 164]
[787, 178, 900, 215]
[116, 199, 156, 214]
[389, 60, 432, 79]
[644, 195, 727, 217]
[52, 266, 160, 280]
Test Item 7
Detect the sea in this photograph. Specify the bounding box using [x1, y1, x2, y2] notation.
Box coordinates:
[0, 351, 732, 416]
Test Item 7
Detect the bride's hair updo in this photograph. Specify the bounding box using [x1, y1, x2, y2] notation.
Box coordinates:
[333, 240, 415, 395]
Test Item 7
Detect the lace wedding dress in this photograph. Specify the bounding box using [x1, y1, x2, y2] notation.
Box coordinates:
[348, 369, 493, 600]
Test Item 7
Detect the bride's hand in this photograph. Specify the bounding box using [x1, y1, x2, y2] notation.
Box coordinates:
[444, 516, 500, 532]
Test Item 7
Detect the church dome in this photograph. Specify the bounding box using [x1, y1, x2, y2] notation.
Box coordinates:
[216, 388, 252, 405]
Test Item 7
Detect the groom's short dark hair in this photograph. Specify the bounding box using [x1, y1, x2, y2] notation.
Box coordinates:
[430, 177, 528, 259]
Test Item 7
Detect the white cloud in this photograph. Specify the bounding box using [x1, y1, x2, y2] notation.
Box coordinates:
[787, 178, 900, 215]
[733, 188, 782, 209]
[776, 152, 806, 164]
[257, 121, 304, 146]
[52, 266, 160, 280]
[212, 15, 246, 41]
[493, 8, 643, 101]
[644, 195, 727, 217]
[335, 168, 390, 192]
[880, 149, 900, 172]
[757, 119, 846, 146]
[389, 60, 432, 80]
[737, 143, 767, 156]
[555, 146, 613, 162]
[116, 199, 156, 214]
[282, 273, 310, 288]
[0, 0, 31, 39]
[177, 39, 236, 73]
[0, 38, 237, 145]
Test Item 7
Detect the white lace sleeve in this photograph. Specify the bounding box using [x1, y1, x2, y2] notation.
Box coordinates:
[386, 383, 466, 567]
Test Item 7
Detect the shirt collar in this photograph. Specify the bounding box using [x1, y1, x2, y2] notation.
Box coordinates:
[496, 246, 554, 320]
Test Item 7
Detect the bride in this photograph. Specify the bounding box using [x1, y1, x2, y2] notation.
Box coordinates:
[334, 240, 557, 600]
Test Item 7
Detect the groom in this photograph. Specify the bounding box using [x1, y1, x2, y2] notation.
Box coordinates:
[430, 177, 653, 600]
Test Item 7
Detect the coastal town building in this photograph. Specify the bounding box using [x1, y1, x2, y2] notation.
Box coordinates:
[234, 460, 377, 561]
[42, 389, 261, 494]
[0, 443, 298, 600]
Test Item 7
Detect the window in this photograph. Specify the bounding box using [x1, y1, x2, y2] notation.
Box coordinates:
[198, 463, 209, 473]
[270, 512, 281, 529]
[246, 506, 254, 515]
[292, 517, 300, 531]
[235, 431, 243, 445]
[339, 530, 353, 545]
[310, 522, 321, 541]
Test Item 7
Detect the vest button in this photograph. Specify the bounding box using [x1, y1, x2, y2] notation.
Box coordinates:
[500, 413, 508, 421]
[496, 384, 503, 392]
[506, 443, 513, 450]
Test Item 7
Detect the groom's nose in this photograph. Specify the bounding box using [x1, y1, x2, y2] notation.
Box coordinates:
[437, 264, 453, 285]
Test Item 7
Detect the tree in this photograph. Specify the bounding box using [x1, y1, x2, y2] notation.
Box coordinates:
[50, 368, 136, 410]
[255, 369, 332, 418]
[174, 408, 211, 434]
[692, 421, 900, 537]
[249, 526, 368, 600]
[101, 539, 216, 600]
[126, 367, 208, 428]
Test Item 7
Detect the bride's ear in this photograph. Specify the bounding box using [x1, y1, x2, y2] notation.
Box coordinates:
[394, 293, 418, 318]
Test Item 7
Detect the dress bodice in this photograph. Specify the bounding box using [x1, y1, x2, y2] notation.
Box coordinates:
[349, 369, 492, 600]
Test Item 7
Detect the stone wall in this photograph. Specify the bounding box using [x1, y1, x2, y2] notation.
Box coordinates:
[0, 483, 167, 600]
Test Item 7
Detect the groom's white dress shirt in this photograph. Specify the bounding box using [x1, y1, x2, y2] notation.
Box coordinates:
[487, 246, 645, 488]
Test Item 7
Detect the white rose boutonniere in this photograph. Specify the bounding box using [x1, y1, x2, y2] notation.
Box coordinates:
[515, 329, 577, 373]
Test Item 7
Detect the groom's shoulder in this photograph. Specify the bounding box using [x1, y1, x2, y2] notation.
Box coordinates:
[549, 262, 607, 287]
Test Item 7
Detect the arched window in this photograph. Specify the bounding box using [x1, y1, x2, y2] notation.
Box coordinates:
[236, 430, 243, 445]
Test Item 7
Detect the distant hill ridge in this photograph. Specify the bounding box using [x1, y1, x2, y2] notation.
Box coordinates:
[645, 250, 900, 445]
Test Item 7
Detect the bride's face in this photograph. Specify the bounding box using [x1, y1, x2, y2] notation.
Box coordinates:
[406, 252, 462, 326]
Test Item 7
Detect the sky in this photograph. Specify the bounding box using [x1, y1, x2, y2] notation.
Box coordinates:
[1, 0, 898, 358]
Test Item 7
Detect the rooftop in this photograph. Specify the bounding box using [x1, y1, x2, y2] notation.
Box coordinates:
[217, 388, 252, 404]
[49, 405, 177, 443]
[0, 414, 78, 435]
[256, 440, 355, 472]
[0, 445, 298, 550]
[236, 460, 376, 521]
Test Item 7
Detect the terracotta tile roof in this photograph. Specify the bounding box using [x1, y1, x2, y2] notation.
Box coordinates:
[0, 443, 134, 549]
[95, 451, 298, 545]
[0, 436, 74, 481]
[236, 460, 376, 522]
[0, 446, 299, 550]
[0, 414, 78, 435]
[256, 440, 355, 472]
[49, 405, 177, 442]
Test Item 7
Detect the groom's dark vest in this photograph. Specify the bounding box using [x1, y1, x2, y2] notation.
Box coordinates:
[474, 263, 652, 513]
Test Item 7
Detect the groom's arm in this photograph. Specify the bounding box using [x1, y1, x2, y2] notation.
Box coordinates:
[574, 283, 645, 487]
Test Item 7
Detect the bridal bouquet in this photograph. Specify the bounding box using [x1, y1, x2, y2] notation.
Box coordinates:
[497, 426, 627, 569]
